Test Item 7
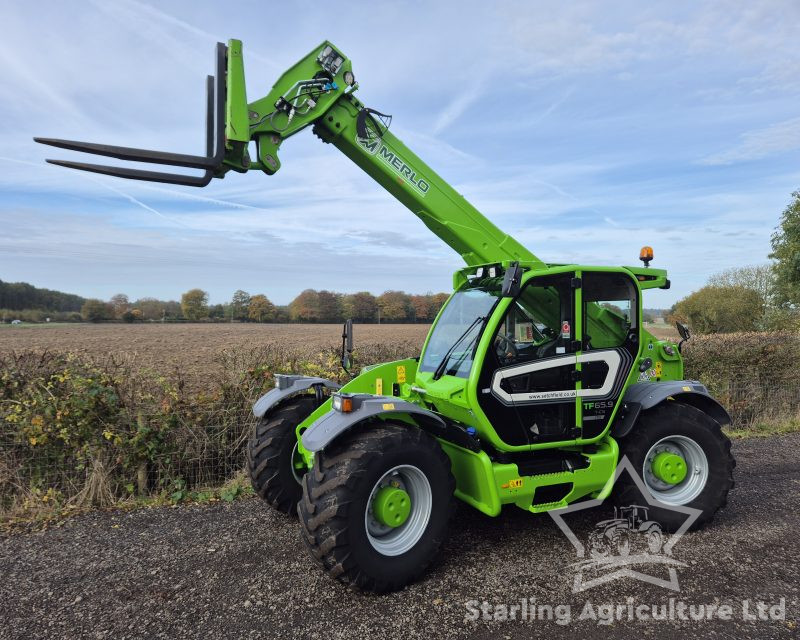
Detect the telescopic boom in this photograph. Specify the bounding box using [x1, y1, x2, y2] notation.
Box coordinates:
[36, 40, 541, 268]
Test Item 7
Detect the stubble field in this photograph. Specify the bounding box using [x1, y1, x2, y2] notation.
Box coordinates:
[0, 322, 676, 367]
[0, 323, 431, 381]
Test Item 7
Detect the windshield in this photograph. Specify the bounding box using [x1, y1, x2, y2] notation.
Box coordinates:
[419, 286, 500, 379]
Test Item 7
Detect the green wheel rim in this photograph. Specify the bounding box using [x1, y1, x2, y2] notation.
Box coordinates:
[372, 486, 412, 528]
[651, 451, 687, 485]
[643, 435, 708, 505]
[365, 464, 432, 556]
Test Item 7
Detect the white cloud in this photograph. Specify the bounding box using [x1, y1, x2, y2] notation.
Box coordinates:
[504, 14, 643, 75]
[699, 117, 800, 165]
[431, 82, 486, 136]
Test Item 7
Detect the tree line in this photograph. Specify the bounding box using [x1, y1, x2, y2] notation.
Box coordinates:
[76, 288, 451, 324]
[670, 190, 800, 333]
[0, 279, 85, 322]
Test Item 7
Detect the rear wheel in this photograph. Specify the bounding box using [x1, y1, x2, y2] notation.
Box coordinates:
[247, 395, 318, 515]
[615, 402, 735, 532]
[298, 423, 455, 592]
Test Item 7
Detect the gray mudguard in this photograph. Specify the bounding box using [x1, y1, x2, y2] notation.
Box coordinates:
[301, 394, 445, 453]
[614, 380, 731, 438]
[252, 374, 340, 419]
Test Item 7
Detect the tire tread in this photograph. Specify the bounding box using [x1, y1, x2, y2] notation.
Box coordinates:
[247, 395, 317, 514]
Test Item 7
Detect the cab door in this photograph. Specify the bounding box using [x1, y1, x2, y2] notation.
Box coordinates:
[577, 270, 640, 438]
[478, 272, 581, 445]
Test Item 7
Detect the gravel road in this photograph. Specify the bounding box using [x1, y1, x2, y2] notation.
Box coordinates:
[2, 435, 798, 639]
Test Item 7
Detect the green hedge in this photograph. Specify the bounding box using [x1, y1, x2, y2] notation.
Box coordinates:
[0, 343, 418, 518]
[683, 332, 800, 387]
[683, 332, 800, 427]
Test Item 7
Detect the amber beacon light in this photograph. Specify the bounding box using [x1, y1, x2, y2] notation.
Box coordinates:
[639, 245, 654, 267]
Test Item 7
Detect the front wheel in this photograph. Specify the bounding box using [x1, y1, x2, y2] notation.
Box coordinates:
[614, 402, 735, 532]
[298, 423, 455, 593]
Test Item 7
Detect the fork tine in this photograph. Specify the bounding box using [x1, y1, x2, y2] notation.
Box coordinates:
[45, 159, 213, 187]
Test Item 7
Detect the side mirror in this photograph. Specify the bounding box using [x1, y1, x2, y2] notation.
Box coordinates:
[341, 319, 354, 373]
[501, 261, 522, 297]
[675, 321, 691, 352]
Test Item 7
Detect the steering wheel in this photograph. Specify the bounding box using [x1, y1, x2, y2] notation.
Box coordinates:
[495, 334, 518, 364]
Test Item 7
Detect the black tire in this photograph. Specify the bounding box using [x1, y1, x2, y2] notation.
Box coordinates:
[248, 395, 318, 515]
[614, 402, 735, 532]
[298, 423, 455, 593]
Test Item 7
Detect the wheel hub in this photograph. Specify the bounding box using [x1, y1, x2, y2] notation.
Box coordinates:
[642, 435, 708, 505]
[651, 451, 687, 485]
[372, 486, 412, 528]
[365, 464, 433, 556]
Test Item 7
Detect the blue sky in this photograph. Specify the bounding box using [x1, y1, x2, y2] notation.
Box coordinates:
[1, 1, 799, 307]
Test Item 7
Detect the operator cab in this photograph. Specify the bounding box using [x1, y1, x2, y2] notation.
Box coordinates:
[419, 266, 641, 450]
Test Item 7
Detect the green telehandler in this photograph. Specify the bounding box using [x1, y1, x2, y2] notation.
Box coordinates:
[36, 40, 734, 592]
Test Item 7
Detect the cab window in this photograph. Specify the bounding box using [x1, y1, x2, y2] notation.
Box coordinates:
[492, 274, 574, 366]
[582, 272, 637, 350]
